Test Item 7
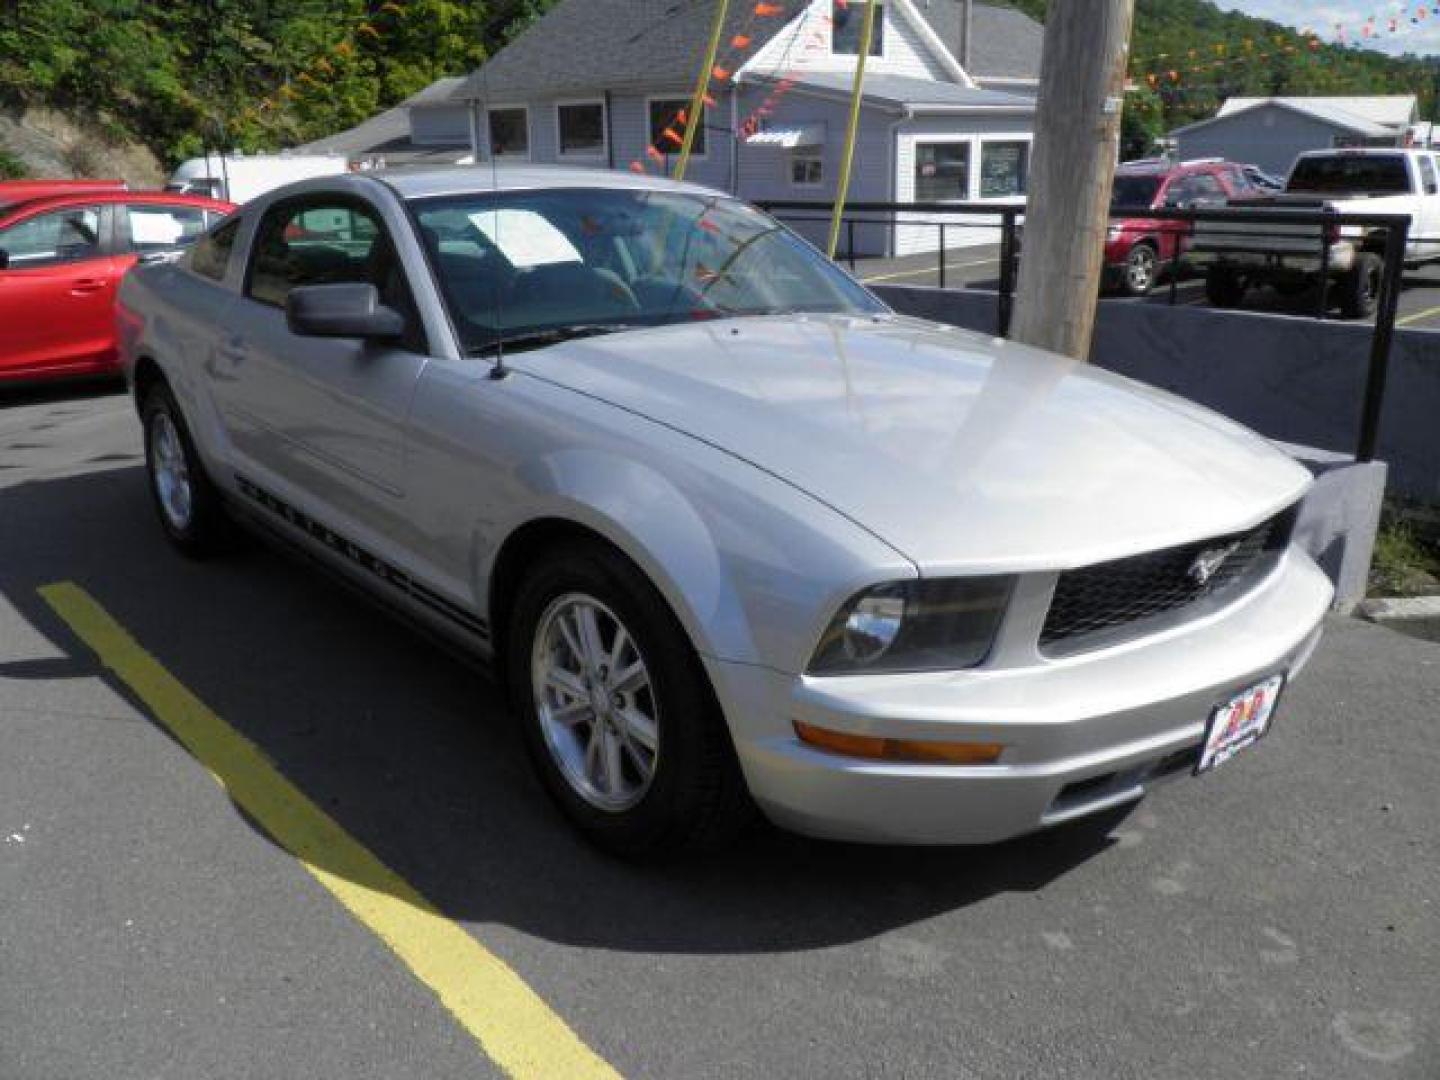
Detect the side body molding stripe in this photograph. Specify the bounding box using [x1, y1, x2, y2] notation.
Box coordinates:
[235, 474, 490, 640]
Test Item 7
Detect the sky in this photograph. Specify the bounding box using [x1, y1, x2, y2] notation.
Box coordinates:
[1214, 1, 1440, 57]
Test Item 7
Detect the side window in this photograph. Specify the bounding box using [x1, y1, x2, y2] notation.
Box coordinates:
[1162, 177, 1194, 206]
[1419, 155, 1438, 195]
[188, 218, 241, 283]
[127, 203, 211, 254]
[0, 205, 102, 269]
[247, 200, 387, 309]
[1191, 173, 1225, 202]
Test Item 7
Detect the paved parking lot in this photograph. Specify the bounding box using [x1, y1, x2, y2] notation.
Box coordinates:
[854, 246, 1440, 329]
[2, 385, 1438, 1079]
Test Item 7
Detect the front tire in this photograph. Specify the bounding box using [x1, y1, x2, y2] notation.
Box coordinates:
[1120, 242, 1158, 297]
[507, 540, 750, 859]
[141, 382, 234, 557]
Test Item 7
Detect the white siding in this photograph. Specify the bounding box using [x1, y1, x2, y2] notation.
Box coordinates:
[893, 117, 1032, 254]
[741, 0, 951, 83]
[736, 87, 895, 256]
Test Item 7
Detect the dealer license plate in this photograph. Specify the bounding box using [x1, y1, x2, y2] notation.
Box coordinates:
[1197, 674, 1285, 774]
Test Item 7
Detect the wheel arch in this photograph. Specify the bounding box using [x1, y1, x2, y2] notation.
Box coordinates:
[131, 354, 167, 415]
[482, 451, 763, 678]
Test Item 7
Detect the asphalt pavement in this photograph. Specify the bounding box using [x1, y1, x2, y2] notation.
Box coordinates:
[2, 385, 1438, 1079]
[855, 246, 1440, 329]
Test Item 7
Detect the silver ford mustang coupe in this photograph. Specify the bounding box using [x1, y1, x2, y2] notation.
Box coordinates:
[117, 166, 1332, 858]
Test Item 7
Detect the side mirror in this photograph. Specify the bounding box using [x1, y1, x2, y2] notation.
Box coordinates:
[285, 283, 405, 340]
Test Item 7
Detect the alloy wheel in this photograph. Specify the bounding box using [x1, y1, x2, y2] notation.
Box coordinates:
[531, 593, 659, 812]
[1127, 246, 1157, 294]
[149, 411, 194, 532]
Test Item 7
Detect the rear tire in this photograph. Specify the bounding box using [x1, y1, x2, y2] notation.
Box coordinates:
[141, 382, 235, 557]
[1339, 252, 1383, 319]
[507, 539, 751, 860]
[1204, 266, 1247, 309]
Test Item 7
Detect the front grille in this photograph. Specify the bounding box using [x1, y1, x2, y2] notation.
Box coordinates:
[1040, 507, 1296, 657]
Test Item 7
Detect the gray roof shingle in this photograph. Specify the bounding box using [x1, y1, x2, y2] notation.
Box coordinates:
[912, 1, 1043, 79]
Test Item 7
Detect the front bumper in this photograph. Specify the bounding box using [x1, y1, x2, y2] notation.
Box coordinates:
[706, 550, 1332, 844]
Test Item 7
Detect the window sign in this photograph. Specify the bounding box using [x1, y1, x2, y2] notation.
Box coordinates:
[468, 209, 583, 268]
[979, 141, 1029, 198]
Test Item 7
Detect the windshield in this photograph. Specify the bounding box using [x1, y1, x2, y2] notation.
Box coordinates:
[1287, 155, 1411, 196]
[411, 188, 885, 354]
[1111, 175, 1162, 209]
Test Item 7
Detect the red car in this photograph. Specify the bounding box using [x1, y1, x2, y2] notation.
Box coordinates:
[0, 190, 233, 384]
[1105, 160, 1257, 296]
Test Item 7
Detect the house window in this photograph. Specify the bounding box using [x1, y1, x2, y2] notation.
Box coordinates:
[791, 153, 824, 187]
[649, 98, 705, 158]
[979, 140, 1029, 198]
[832, 1, 884, 56]
[915, 142, 970, 201]
[557, 101, 606, 156]
[488, 108, 529, 157]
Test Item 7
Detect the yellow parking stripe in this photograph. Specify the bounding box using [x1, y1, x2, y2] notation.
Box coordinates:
[39, 581, 620, 1080]
[1396, 304, 1440, 328]
[861, 256, 999, 283]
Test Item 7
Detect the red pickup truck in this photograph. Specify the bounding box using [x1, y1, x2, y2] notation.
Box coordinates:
[1105, 160, 1258, 296]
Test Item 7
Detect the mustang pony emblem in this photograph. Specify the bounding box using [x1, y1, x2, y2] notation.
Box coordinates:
[1188, 540, 1242, 587]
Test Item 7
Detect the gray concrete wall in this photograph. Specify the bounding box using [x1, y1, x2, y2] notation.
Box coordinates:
[874, 285, 1440, 502]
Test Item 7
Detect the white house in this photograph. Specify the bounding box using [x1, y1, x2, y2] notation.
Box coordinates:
[312, 1, 1045, 257]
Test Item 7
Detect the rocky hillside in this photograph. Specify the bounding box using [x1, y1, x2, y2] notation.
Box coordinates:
[0, 107, 164, 185]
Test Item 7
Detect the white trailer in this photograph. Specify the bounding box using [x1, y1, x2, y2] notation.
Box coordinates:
[165, 153, 349, 204]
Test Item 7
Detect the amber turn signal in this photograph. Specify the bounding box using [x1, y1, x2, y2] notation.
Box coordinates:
[794, 721, 1003, 764]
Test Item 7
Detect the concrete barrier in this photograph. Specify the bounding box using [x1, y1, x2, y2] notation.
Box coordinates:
[874, 286, 1418, 611]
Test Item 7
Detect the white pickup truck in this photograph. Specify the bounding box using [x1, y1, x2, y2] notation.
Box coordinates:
[1188, 148, 1440, 317]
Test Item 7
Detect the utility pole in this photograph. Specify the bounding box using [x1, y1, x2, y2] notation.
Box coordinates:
[1009, 0, 1135, 361]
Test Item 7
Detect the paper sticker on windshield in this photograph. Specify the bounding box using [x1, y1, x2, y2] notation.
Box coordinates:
[468, 209, 582, 269]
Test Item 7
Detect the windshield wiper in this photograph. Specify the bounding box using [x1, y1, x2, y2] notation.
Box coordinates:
[466, 323, 642, 358]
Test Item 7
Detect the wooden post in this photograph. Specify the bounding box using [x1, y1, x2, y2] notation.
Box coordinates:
[827, 0, 880, 258]
[676, 0, 731, 182]
[1009, 0, 1135, 360]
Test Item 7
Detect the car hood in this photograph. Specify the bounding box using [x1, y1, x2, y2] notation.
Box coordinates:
[509, 314, 1312, 573]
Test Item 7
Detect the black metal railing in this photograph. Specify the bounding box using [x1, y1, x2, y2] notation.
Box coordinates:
[757, 199, 1415, 464]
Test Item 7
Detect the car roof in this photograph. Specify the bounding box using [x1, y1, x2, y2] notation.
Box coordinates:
[0, 190, 234, 224]
[372, 163, 725, 201]
[1114, 160, 1235, 180]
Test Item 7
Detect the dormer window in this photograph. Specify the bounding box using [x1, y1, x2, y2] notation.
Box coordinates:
[832, 1, 884, 56]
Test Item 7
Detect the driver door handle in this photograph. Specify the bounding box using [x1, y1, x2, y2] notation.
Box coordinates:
[70, 278, 107, 295]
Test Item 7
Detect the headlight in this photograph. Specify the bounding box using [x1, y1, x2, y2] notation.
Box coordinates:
[1106, 225, 1125, 242]
[808, 577, 1014, 675]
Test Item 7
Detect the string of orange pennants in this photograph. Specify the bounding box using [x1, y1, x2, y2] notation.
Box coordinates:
[1130, 3, 1440, 89]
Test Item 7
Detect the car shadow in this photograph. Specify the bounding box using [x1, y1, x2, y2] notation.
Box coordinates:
[0, 375, 125, 411]
[0, 465, 1125, 956]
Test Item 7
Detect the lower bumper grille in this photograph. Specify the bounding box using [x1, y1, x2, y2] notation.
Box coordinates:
[1040, 507, 1297, 657]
